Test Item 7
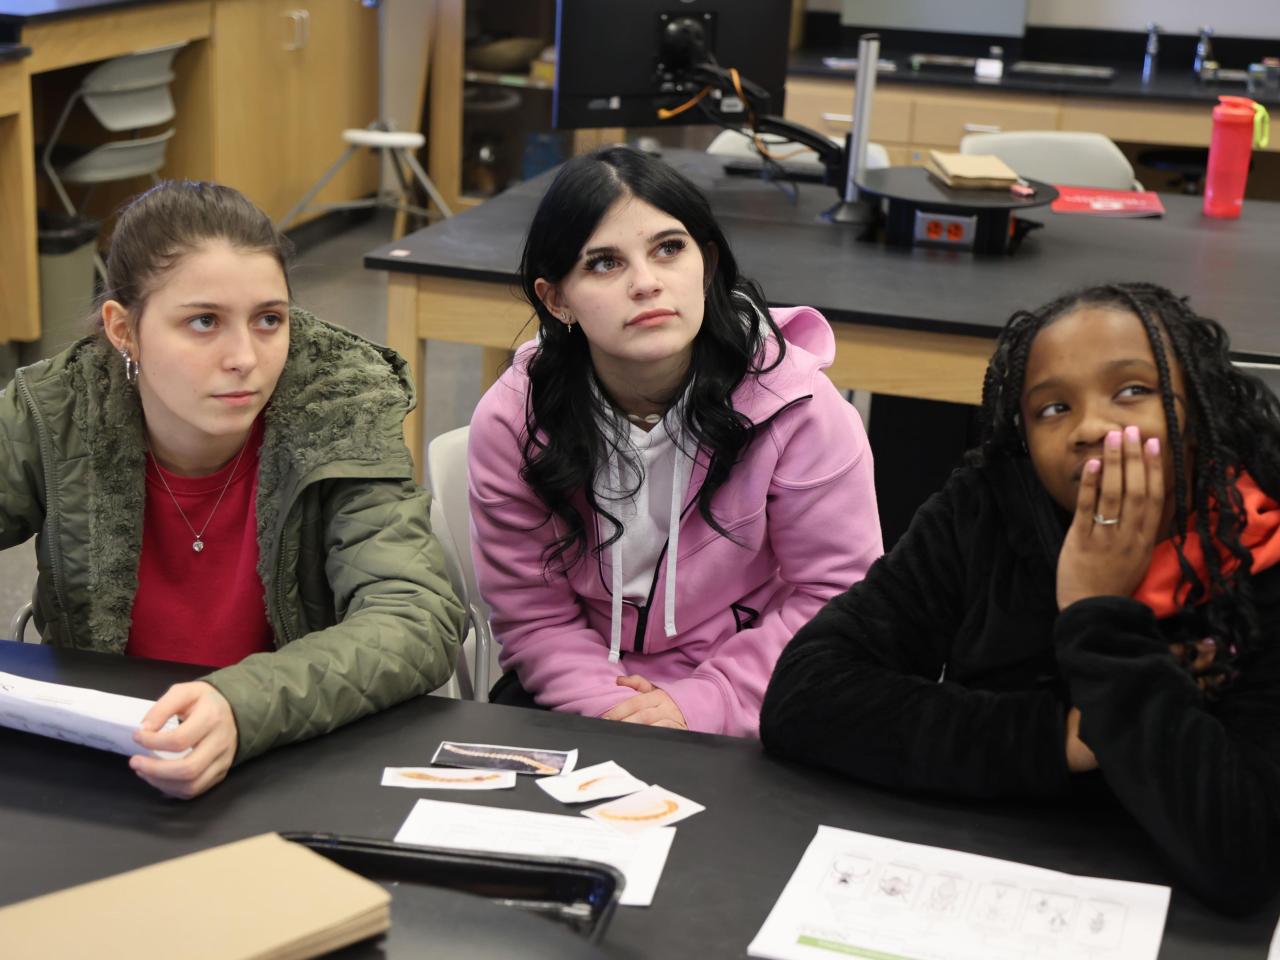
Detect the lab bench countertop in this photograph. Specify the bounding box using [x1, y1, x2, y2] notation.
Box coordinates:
[790, 49, 1280, 109]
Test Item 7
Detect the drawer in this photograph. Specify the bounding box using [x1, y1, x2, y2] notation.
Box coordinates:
[912, 92, 1059, 147]
[784, 76, 913, 144]
[1060, 99, 1214, 149]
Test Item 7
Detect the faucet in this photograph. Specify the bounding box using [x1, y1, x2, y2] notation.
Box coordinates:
[1194, 25, 1214, 77]
[1142, 22, 1160, 85]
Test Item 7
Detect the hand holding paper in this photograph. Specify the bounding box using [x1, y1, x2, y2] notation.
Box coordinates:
[130, 681, 237, 800]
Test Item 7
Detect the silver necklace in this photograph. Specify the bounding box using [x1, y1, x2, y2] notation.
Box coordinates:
[625, 412, 662, 426]
[146, 435, 252, 553]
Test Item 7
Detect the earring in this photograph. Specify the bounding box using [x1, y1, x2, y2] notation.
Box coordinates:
[562, 310, 576, 331]
[120, 348, 139, 385]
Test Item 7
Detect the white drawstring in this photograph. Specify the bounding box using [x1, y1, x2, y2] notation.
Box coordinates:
[608, 453, 624, 663]
[663, 447, 687, 638]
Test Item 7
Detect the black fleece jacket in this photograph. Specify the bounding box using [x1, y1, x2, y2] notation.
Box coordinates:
[760, 458, 1280, 915]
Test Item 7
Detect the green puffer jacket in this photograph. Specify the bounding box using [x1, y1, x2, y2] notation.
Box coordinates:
[0, 310, 464, 763]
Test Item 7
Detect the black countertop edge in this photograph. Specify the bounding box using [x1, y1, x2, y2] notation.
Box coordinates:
[789, 50, 1280, 108]
[0, 41, 30, 61]
[0, 0, 160, 28]
[362, 255, 521, 288]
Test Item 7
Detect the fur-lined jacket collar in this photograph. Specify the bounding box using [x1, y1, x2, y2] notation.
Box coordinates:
[14, 309, 415, 652]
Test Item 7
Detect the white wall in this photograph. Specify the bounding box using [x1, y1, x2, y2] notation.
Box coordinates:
[1026, 0, 1278, 37]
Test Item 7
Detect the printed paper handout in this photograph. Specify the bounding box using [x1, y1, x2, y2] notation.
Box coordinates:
[748, 825, 1170, 960]
[431, 740, 578, 776]
[0, 670, 186, 759]
[394, 798, 673, 907]
[537, 760, 647, 804]
[582, 785, 704, 835]
[382, 766, 516, 790]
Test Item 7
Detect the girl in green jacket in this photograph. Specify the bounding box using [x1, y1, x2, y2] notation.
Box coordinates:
[0, 182, 464, 798]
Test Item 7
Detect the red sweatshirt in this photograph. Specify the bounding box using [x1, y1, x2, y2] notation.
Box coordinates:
[126, 419, 273, 667]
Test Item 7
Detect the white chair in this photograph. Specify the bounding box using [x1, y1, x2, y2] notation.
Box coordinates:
[427, 426, 497, 702]
[42, 42, 185, 211]
[42, 42, 186, 277]
[707, 128, 890, 173]
[959, 131, 1141, 190]
[276, 125, 453, 232]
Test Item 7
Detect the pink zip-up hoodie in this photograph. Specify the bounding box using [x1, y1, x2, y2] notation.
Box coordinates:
[467, 306, 882, 737]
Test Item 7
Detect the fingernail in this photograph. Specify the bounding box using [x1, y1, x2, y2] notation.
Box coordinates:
[1106, 430, 1122, 450]
[1146, 437, 1160, 455]
[1204, 637, 1217, 648]
[1124, 425, 1140, 443]
[1087, 459, 1101, 474]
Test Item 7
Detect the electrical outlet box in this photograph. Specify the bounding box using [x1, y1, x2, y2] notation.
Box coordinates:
[913, 210, 977, 249]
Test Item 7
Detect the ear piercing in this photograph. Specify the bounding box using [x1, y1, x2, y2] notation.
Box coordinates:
[120, 348, 139, 384]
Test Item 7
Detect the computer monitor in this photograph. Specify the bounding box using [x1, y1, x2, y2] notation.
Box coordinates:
[552, 0, 792, 130]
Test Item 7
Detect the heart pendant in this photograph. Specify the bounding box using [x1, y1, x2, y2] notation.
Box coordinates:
[193, 539, 205, 553]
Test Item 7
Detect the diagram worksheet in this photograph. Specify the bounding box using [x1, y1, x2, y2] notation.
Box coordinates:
[749, 826, 1170, 960]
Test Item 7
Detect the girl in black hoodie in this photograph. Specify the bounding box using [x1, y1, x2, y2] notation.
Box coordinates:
[761, 282, 1280, 915]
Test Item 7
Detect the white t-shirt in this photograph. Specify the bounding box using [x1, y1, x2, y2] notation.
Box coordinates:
[613, 420, 680, 601]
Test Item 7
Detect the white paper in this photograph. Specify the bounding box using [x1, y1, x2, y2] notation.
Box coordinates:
[748, 825, 1170, 960]
[582, 784, 705, 835]
[382, 767, 516, 790]
[394, 798, 674, 907]
[1269, 911, 1280, 960]
[536, 760, 647, 804]
[0, 671, 185, 759]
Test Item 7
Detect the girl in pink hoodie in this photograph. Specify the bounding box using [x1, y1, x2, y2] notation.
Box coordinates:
[467, 147, 882, 737]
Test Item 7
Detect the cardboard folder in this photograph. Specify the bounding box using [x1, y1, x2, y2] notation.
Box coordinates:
[925, 150, 1020, 189]
[0, 833, 390, 960]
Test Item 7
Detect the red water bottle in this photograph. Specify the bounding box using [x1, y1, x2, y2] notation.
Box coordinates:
[1203, 96, 1270, 219]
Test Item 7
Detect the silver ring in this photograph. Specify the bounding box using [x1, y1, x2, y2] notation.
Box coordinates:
[1093, 514, 1121, 526]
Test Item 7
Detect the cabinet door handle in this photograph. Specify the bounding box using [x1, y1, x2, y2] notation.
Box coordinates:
[962, 123, 1003, 133]
[821, 112, 854, 125]
[299, 9, 311, 49]
[283, 10, 305, 51]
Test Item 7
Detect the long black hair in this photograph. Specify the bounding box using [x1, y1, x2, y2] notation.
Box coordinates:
[518, 146, 784, 569]
[974, 281, 1280, 665]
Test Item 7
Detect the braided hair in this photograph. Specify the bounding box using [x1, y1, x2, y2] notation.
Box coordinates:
[973, 282, 1280, 666]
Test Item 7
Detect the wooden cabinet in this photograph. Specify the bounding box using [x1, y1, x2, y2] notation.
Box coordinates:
[0, 58, 39, 342]
[784, 77, 912, 143]
[910, 89, 1060, 145]
[211, 0, 380, 223]
[781, 74, 1275, 166]
[1058, 98, 1214, 149]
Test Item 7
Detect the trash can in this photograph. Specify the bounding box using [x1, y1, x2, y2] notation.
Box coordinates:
[21, 211, 100, 365]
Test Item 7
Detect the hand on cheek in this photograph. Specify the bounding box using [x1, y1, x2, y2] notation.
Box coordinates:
[1056, 427, 1165, 610]
[601, 674, 689, 729]
[130, 681, 238, 799]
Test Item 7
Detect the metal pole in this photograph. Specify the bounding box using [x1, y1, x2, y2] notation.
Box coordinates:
[845, 33, 880, 202]
[824, 33, 880, 224]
